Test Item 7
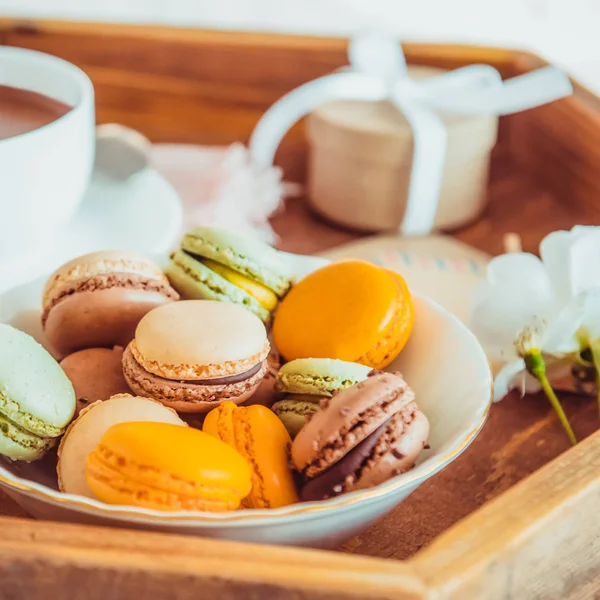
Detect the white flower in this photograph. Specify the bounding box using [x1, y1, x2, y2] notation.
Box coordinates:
[470, 226, 600, 401]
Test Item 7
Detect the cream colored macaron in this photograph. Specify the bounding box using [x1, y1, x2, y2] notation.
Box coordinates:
[57, 393, 186, 498]
[122, 300, 270, 412]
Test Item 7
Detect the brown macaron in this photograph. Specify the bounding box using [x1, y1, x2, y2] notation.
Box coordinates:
[42, 251, 179, 359]
[291, 371, 429, 502]
[60, 347, 131, 417]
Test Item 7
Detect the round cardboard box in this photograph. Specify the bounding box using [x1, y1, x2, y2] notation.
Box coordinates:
[306, 66, 498, 232]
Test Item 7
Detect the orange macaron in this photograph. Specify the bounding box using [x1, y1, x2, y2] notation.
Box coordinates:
[203, 401, 299, 509]
[85, 421, 252, 512]
[273, 260, 414, 369]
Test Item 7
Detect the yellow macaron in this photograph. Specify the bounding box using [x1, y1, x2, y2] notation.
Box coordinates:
[203, 401, 299, 509]
[273, 260, 414, 369]
[86, 421, 252, 512]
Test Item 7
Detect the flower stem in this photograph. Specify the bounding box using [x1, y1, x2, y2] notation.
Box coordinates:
[589, 342, 600, 419]
[524, 350, 577, 446]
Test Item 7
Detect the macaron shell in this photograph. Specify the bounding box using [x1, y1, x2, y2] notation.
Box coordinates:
[355, 270, 414, 370]
[86, 421, 252, 511]
[0, 414, 54, 462]
[273, 260, 412, 368]
[204, 402, 299, 509]
[122, 345, 267, 413]
[42, 250, 169, 309]
[352, 410, 430, 492]
[132, 300, 270, 380]
[60, 347, 131, 416]
[57, 394, 186, 498]
[291, 372, 415, 477]
[167, 250, 271, 323]
[276, 358, 374, 396]
[271, 398, 321, 439]
[44, 287, 174, 360]
[181, 226, 291, 296]
[0, 324, 75, 433]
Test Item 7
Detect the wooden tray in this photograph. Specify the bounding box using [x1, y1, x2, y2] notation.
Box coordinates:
[3, 18, 600, 599]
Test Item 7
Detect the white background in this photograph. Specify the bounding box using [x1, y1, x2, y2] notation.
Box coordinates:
[1, 0, 600, 92]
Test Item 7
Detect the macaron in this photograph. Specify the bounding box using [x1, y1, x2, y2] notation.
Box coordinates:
[292, 371, 429, 502]
[167, 226, 292, 323]
[203, 401, 299, 508]
[57, 393, 186, 498]
[0, 324, 75, 461]
[272, 260, 414, 369]
[271, 358, 374, 437]
[60, 347, 131, 417]
[245, 346, 281, 408]
[86, 421, 252, 511]
[122, 300, 270, 412]
[271, 396, 323, 440]
[42, 250, 179, 359]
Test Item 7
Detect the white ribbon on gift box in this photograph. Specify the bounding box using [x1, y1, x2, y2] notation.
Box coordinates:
[248, 31, 573, 236]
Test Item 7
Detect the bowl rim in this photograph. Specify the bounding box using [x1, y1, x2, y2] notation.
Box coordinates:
[0, 290, 492, 526]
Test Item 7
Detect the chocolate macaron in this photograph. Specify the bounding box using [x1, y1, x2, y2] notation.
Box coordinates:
[122, 300, 270, 412]
[60, 347, 131, 417]
[42, 251, 179, 358]
[291, 371, 429, 502]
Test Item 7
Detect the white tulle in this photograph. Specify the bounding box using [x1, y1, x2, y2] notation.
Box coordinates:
[470, 226, 600, 401]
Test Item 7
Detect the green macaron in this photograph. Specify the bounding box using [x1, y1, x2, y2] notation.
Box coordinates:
[166, 227, 292, 323]
[0, 324, 76, 461]
[273, 358, 374, 438]
[275, 358, 374, 397]
[272, 396, 323, 439]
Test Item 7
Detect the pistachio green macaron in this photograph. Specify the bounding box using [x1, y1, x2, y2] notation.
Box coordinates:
[272, 358, 374, 438]
[0, 324, 76, 461]
[275, 358, 374, 397]
[166, 227, 293, 323]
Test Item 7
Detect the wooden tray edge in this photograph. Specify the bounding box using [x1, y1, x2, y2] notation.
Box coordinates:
[1, 18, 600, 598]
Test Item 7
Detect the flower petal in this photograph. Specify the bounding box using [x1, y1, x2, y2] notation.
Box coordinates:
[470, 282, 554, 362]
[540, 230, 574, 308]
[494, 358, 526, 401]
[487, 253, 552, 293]
[581, 290, 600, 340]
[568, 233, 600, 297]
[541, 294, 587, 354]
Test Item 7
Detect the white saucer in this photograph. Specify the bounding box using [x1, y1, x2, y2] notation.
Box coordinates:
[0, 126, 183, 294]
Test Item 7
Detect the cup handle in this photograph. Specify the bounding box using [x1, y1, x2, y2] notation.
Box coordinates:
[95, 124, 151, 179]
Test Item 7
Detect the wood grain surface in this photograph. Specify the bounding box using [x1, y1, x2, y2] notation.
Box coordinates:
[2, 17, 600, 599]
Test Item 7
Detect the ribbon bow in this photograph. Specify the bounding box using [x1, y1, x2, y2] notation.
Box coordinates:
[249, 31, 573, 236]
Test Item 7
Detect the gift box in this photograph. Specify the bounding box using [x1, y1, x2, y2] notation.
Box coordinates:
[249, 31, 572, 237]
[306, 66, 498, 232]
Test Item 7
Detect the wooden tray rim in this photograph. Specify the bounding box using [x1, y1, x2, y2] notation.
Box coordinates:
[1, 18, 600, 599]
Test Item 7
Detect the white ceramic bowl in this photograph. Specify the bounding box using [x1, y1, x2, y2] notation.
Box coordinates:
[0, 254, 491, 548]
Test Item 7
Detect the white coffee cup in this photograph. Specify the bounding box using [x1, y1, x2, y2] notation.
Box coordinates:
[0, 47, 95, 266]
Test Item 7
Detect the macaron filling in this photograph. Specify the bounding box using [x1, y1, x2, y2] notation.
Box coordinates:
[167, 250, 271, 322]
[42, 272, 179, 325]
[301, 418, 390, 502]
[180, 362, 264, 386]
[182, 251, 278, 310]
[200, 258, 278, 311]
